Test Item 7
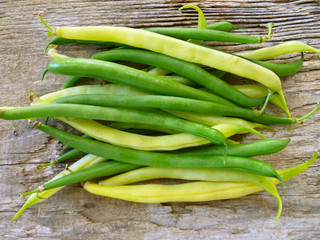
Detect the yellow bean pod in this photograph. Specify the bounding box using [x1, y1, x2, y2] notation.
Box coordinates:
[238, 41, 320, 60]
[60, 118, 265, 151]
[50, 25, 289, 115]
[84, 151, 317, 222]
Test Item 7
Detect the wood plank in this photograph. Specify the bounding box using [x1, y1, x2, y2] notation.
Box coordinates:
[0, 0, 319, 239]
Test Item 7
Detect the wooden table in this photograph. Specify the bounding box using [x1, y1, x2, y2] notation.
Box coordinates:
[1, 1, 319, 239]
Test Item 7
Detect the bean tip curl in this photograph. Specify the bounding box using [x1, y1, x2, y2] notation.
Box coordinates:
[39, 11, 54, 37]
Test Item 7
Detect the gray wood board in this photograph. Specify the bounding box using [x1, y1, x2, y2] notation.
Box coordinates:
[0, 0, 319, 239]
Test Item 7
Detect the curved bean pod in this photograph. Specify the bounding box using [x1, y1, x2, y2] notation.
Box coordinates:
[92, 49, 266, 108]
[46, 58, 236, 106]
[246, 53, 304, 77]
[33, 83, 270, 130]
[84, 152, 317, 221]
[174, 139, 290, 156]
[99, 166, 283, 220]
[238, 41, 320, 60]
[25, 160, 283, 221]
[85, 181, 283, 219]
[0, 104, 227, 147]
[34, 123, 284, 185]
[25, 139, 291, 195]
[44, 22, 289, 114]
[59, 118, 265, 151]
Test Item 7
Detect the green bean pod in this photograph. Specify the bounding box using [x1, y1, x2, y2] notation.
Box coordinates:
[44, 21, 239, 51]
[30, 161, 142, 194]
[32, 139, 290, 192]
[167, 103, 319, 125]
[32, 84, 271, 130]
[61, 76, 83, 89]
[44, 36, 127, 52]
[25, 160, 282, 221]
[46, 58, 236, 106]
[84, 151, 316, 221]
[49, 94, 316, 125]
[34, 122, 284, 185]
[92, 49, 266, 108]
[147, 27, 268, 43]
[166, 110, 271, 129]
[0, 104, 227, 147]
[52, 94, 259, 118]
[246, 53, 304, 77]
[32, 84, 148, 105]
[59, 117, 263, 151]
[174, 138, 290, 156]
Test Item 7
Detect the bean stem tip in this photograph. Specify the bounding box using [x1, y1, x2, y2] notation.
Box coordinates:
[36, 161, 54, 170]
[39, 11, 54, 37]
[257, 90, 274, 116]
[19, 189, 39, 197]
[296, 104, 320, 123]
[260, 22, 274, 43]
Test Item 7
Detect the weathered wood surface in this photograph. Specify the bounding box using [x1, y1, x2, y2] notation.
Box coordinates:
[0, 0, 319, 239]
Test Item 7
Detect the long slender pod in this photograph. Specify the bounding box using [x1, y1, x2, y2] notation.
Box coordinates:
[93, 49, 266, 108]
[41, 16, 290, 115]
[34, 123, 284, 184]
[84, 151, 317, 222]
[52, 94, 260, 118]
[46, 58, 236, 106]
[0, 104, 227, 147]
[238, 41, 320, 60]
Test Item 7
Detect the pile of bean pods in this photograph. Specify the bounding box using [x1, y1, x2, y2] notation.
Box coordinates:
[2, 5, 319, 222]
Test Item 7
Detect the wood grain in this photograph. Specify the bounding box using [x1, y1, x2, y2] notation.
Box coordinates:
[0, 0, 319, 239]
